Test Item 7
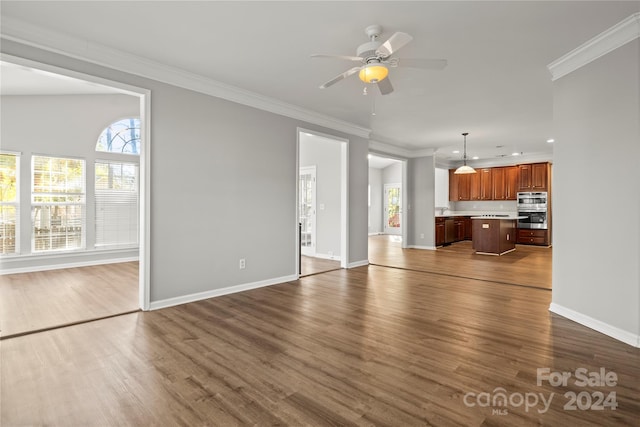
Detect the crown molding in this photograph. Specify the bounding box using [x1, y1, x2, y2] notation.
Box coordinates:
[548, 12, 640, 81]
[0, 16, 370, 139]
[369, 139, 436, 159]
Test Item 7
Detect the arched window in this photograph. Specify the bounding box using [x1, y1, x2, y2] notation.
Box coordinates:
[96, 118, 140, 154]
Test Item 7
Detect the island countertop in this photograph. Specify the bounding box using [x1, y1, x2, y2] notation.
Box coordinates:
[469, 215, 528, 220]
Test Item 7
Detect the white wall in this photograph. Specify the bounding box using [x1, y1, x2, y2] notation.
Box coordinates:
[406, 156, 436, 249]
[551, 38, 639, 346]
[434, 168, 449, 209]
[368, 167, 382, 234]
[382, 162, 402, 185]
[1, 40, 370, 305]
[0, 94, 140, 270]
[299, 134, 341, 258]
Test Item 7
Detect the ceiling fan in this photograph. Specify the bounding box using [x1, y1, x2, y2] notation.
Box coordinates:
[311, 24, 447, 95]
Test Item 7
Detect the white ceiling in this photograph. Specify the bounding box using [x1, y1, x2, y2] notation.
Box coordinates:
[1, 1, 638, 163]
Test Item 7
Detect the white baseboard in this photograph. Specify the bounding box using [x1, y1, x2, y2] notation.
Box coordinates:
[149, 274, 298, 311]
[407, 245, 437, 250]
[347, 259, 369, 268]
[0, 256, 139, 275]
[549, 303, 640, 348]
[313, 252, 340, 261]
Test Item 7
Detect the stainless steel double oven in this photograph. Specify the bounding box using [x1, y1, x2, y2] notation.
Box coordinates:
[517, 192, 548, 229]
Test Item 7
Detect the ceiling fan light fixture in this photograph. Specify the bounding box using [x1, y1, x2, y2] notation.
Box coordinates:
[359, 63, 389, 83]
[454, 132, 477, 174]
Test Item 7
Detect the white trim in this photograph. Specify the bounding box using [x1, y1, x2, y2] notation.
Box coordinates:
[347, 259, 369, 268]
[149, 274, 298, 311]
[313, 252, 341, 261]
[0, 256, 138, 275]
[549, 303, 640, 348]
[369, 139, 436, 159]
[406, 245, 437, 250]
[548, 13, 640, 81]
[0, 16, 370, 140]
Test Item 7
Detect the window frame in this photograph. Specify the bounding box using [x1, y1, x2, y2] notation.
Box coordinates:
[0, 151, 20, 255]
[31, 154, 86, 253]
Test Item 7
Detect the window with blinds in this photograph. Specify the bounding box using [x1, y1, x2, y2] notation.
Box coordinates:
[0, 153, 19, 255]
[95, 161, 139, 249]
[32, 155, 85, 252]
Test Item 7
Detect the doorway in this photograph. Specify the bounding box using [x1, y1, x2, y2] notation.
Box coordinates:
[299, 166, 316, 257]
[384, 183, 402, 236]
[0, 55, 150, 338]
[297, 130, 347, 276]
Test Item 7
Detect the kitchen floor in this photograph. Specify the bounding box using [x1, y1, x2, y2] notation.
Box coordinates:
[368, 235, 552, 290]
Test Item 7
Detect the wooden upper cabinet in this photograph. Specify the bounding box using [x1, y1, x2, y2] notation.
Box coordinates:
[518, 162, 549, 191]
[449, 169, 459, 201]
[469, 171, 481, 200]
[505, 166, 519, 200]
[449, 169, 472, 201]
[479, 168, 493, 200]
[492, 167, 506, 200]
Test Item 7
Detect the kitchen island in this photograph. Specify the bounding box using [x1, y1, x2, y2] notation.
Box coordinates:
[470, 215, 525, 255]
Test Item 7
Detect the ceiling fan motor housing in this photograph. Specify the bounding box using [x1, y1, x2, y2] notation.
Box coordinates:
[357, 41, 383, 61]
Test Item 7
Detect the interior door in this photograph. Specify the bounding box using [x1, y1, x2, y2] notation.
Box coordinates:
[384, 183, 402, 235]
[299, 166, 316, 256]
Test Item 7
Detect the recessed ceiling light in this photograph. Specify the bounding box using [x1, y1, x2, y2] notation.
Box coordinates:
[547, 139, 555, 143]
[512, 152, 521, 156]
[472, 156, 479, 160]
[453, 150, 460, 154]
[367, 154, 372, 159]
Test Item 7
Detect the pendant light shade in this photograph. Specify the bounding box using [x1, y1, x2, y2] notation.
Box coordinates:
[454, 132, 476, 174]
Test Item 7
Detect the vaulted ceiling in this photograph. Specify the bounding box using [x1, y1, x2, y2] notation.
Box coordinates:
[1, 1, 638, 164]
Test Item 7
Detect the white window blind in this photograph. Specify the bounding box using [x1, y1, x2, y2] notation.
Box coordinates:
[95, 161, 139, 249]
[32, 155, 85, 252]
[0, 153, 19, 255]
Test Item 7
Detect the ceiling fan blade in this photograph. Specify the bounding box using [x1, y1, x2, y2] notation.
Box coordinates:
[311, 54, 363, 62]
[394, 58, 448, 70]
[376, 32, 413, 57]
[377, 77, 394, 95]
[319, 66, 362, 89]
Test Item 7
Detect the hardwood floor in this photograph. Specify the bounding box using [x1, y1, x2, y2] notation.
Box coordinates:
[369, 235, 552, 289]
[2, 263, 639, 425]
[301, 255, 341, 276]
[0, 262, 139, 338]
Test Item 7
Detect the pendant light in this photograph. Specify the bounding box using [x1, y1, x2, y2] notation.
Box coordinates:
[454, 132, 476, 174]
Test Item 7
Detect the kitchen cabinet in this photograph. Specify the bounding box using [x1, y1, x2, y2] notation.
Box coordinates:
[464, 217, 473, 240]
[454, 217, 465, 241]
[492, 166, 519, 200]
[435, 217, 445, 246]
[472, 218, 517, 255]
[505, 166, 519, 200]
[492, 167, 506, 200]
[451, 164, 545, 201]
[517, 229, 549, 246]
[479, 168, 493, 200]
[518, 163, 549, 191]
[449, 169, 472, 201]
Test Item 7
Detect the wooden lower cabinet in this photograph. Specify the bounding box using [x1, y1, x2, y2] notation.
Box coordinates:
[454, 217, 465, 241]
[435, 217, 445, 246]
[517, 229, 549, 246]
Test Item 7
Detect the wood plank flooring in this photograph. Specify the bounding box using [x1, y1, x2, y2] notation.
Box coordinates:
[301, 255, 341, 276]
[369, 235, 552, 289]
[0, 262, 139, 338]
[2, 263, 638, 425]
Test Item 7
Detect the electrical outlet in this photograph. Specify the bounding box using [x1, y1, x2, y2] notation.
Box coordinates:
[239, 258, 246, 269]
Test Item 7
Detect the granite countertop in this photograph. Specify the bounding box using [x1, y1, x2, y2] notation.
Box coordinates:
[435, 211, 518, 218]
[469, 215, 528, 220]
